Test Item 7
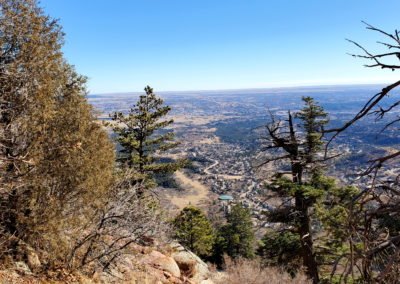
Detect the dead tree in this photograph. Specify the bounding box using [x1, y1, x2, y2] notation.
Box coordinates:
[324, 22, 400, 282]
[326, 22, 400, 167]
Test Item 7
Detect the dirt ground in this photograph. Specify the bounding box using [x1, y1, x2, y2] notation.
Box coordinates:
[165, 171, 215, 212]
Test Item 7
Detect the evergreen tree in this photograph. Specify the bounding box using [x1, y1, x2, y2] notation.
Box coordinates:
[257, 231, 302, 277]
[0, 0, 115, 267]
[314, 183, 361, 283]
[260, 97, 330, 283]
[218, 204, 255, 259]
[112, 86, 185, 190]
[296, 96, 329, 173]
[173, 206, 215, 258]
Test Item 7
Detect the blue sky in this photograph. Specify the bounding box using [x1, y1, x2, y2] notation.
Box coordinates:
[41, 0, 400, 94]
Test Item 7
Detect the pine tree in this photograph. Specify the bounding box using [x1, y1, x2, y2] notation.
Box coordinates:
[112, 86, 185, 191]
[218, 204, 255, 259]
[260, 96, 330, 283]
[173, 206, 215, 258]
[314, 184, 361, 283]
[296, 96, 329, 172]
[257, 231, 302, 277]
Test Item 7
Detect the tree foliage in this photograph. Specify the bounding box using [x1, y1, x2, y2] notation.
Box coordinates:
[260, 97, 330, 283]
[0, 0, 115, 269]
[111, 86, 185, 191]
[217, 204, 255, 260]
[172, 206, 215, 258]
[258, 231, 302, 277]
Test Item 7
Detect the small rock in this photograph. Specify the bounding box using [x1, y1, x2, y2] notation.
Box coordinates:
[201, 280, 215, 284]
[15, 261, 32, 275]
[26, 249, 41, 271]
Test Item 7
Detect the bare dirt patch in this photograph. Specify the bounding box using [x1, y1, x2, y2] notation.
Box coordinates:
[166, 171, 214, 212]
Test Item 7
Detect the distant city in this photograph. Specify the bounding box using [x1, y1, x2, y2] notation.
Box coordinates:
[89, 84, 400, 227]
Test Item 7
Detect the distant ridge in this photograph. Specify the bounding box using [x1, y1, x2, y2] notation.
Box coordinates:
[88, 83, 388, 98]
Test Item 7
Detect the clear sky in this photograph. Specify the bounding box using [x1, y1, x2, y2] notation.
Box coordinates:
[40, 0, 400, 94]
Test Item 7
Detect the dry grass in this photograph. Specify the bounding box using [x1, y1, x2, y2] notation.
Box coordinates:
[212, 257, 310, 284]
[0, 270, 93, 284]
[169, 171, 212, 210]
[170, 115, 225, 126]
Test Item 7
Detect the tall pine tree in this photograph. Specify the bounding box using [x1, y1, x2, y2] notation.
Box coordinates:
[260, 96, 330, 283]
[112, 86, 185, 191]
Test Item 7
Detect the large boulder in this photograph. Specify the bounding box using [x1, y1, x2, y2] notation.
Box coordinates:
[170, 242, 211, 283]
[143, 250, 181, 279]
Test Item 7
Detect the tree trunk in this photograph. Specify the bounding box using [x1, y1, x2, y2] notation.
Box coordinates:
[296, 194, 319, 284]
[292, 159, 319, 283]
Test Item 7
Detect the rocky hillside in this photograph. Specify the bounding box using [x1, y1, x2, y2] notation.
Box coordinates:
[0, 241, 215, 284]
[0, 240, 309, 284]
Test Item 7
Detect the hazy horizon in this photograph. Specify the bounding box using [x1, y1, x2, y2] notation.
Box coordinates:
[88, 82, 388, 96]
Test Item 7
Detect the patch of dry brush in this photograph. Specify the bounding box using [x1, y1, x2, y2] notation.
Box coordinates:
[213, 257, 310, 284]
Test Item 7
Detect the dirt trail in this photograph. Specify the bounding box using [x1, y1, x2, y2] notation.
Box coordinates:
[169, 171, 210, 210]
[204, 160, 219, 175]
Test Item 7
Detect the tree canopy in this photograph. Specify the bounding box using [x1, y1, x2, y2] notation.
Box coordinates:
[260, 97, 331, 283]
[173, 206, 215, 258]
[0, 0, 115, 267]
[217, 204, 255, 260]
[111, 86, 185, 191]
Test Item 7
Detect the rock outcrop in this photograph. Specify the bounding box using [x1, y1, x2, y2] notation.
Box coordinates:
[170, 242, 212, 283]
[143, 250, 181, 278]
[127, 242, 214, 284]
[0, 241, 215, 284]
